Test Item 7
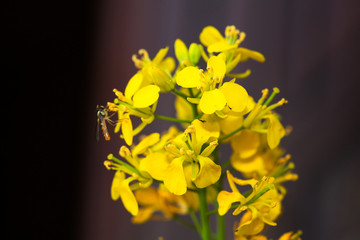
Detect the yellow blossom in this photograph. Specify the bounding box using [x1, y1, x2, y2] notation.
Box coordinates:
[176, 54, 248, 115]
[241, 88, 288, 149]
[144, 120, 221, 195]
[200, 25, 246, 53]
[109, 87, 156, 146]
[132, 185, 190, 224]
[132, 47, 175, 92]
[104, 145, 155, 216]
[199, 25, 265, 64]
[111, 171, 139, 216]
[217, 171, 280, 232]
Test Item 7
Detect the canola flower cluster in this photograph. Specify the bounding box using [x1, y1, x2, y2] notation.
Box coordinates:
[100, 25, 302, 240]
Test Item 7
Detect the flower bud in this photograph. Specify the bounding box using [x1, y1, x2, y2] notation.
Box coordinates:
[189, 43, 203, 66]
[148, 65, 175, 92]
[174, 39, 189, 63]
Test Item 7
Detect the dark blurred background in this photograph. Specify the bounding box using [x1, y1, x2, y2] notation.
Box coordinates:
[6, 0, 360, 239]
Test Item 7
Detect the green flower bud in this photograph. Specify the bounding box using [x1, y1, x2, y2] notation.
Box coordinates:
[189, 43, 203, 66]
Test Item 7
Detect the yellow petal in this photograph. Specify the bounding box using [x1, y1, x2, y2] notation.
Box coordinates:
[226, 170, 257, 193]
[175, 66, 201, 88]
[217, 191, 242, 216]
[134, 187, 159, 205]
[132, 207, 156, 224]
[159, 57, 175, 72]
[199, 89, 226, 114]
[140, 152, 169, 181]
[152, 47, 169, 64]
[230, 130, 260, 158]
[119, 178, 139, 216]
[230, 154, 265, 176]
[111, 171, 125, 201]
[236, 211, 265, 236]
[208, 41, 234, 53]
[219, 115, 243, 135]
[265, 115, 285, 149]
[220, 82, 248, 112]
[111, 171, 138, 216]
[191, 118, 220, 146]
[238, 47, 266, 63]
[175, 95, 193, 123]
[199, 26, 224, 47]
[132, 85, 160, 108]
[132, 133, 160, 156]
[278, 232, 294, 240]
[163, 156, 187, 195]
[207, 55, 226, 77]
[121, 114, 133, 146]
[125, 73, 143, 99]
[193, 155, 221, 188]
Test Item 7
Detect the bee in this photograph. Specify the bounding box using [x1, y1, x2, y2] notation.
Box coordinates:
[96, 105, 113, 141]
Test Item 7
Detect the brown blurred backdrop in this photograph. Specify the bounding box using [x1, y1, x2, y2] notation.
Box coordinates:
[7, 0, 360, 239]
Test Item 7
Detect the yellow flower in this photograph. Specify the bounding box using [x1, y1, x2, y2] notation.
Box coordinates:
[132, 47, 175, 92]
[144, 119, 221, 195]
[230, 130, 260, 159]
[217, 171, 280, 231]
[104, 145, 155, 216]
[109, 87, 157, 146]
[175, 55, 248, 115]
[132, 185, 189, 224]
[110, 171, 139, 216]
[199, 25, 265, 63]
[241, 88, 288, 149]
[200, 25, 246, 53]
[234, 211, 265, 239]
[264, 114, 286, 149]
[137, 127, 180, 181]
[230, 140, 298, 196]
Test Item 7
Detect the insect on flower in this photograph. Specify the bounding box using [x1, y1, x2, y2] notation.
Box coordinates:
[96, 105, 114, 141]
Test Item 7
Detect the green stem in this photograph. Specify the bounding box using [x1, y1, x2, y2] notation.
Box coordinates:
[188, 88, 199, 118]
[189, 209, 202, 237]
[154, 114, 192, 124]
[198, 188, 211, 240]
[216, 203, 226, 240]
[171, 88, 189, 99]
[218, 126, 244, 143]
[271, 162, 295, 178]
[173, 215, 197, 231]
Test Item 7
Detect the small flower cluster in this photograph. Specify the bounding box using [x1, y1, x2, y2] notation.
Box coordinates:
[99, 25, 301, 240]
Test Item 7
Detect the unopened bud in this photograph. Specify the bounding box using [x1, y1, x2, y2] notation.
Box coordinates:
[174, 39, 188, 63]
[189, 43, 202, 66]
